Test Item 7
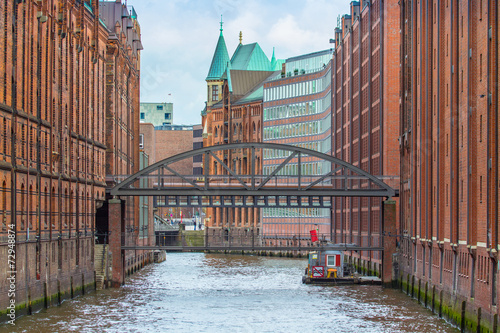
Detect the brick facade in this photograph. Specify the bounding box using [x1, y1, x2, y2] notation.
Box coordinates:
[0, 0, 146, 320]
[202, 81, 263, 236]
[0, 0, 109, 320]
[400, 0, 500, 331]
[331, 0, 400, 269]
[98, 0, 149, 285]
[149, 127, 197, 221]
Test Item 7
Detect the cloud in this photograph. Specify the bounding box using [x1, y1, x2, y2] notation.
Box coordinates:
[267, 15, 321, 55]
[128, 0, 351, 125]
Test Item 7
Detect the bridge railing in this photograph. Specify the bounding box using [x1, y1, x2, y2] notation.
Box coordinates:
[109, 174, 398, 191]
[120, 231, 384, 251]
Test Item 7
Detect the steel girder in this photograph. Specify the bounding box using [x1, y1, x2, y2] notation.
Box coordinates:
[110, 142, 397, 200]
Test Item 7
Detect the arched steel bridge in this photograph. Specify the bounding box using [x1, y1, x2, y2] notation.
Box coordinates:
[110, 143, 398, 206]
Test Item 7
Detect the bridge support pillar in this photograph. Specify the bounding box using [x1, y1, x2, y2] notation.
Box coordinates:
[382, 200, 397, 286]
[109, 198, 124, 287]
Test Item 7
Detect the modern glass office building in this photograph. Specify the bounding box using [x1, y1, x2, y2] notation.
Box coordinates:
[262, 50, 333, 242]
[140, 102, 173, 127]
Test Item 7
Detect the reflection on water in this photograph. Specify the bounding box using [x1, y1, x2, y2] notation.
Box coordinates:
[2, 252, 458, 333]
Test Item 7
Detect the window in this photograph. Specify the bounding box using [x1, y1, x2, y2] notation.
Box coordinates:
[480, 175, 483, 203]
[140, 112, 145, 120]
[156, 105, 164, 110]
[480, 115, 483, 142]
[461, 16, 464, 37]
[480, 54, 483, 79]
[461, 125, 464, 147]
[461, 180, 464, 202]
[212, 85, 219, 101]
[326, 254, 341, 267]
[165, 113, 171, 120]
[446, 184, 449, 206]
[446, 134, 449, 156]
[139, 134, 144, 149]
[461, 70, 464, 92]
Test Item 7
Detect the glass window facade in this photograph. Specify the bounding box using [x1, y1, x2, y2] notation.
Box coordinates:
[264, 69, 331, 102]
[263, 92, 331, 121]
[284, 52, 332, 76]
[262, 52, 333, 237]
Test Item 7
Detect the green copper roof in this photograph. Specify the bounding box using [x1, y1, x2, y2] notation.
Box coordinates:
[270, 47, 277, 70]
[206, 21, 230, 81]
[272, 59, 286, 71]
[269, 47, 285, 71]
[226, 61, 233, 92]
[230, 43, 271, 71]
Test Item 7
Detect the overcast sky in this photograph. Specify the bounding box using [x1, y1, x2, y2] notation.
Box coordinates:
[127, 0, 351, 125]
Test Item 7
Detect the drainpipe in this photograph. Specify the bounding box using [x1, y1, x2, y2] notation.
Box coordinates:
[12, 0, 20, 307]
[436, 0, 441, 245]
[494, 0, 499, 255]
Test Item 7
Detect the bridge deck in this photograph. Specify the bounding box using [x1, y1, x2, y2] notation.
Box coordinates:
[121, 245, 384, 252]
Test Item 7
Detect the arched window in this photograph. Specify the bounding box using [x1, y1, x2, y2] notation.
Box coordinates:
[243, 157, 248, 174]
[214, 127, 218, 138]
[86, 191, 90, 229]
[2, 118, 7, 158]
[28, 184, 36, 231]
[69, 190, 74, 229]
[51, 186, 57, 229]
[20, 184, 25, 230]
[64, 188, 69, 228]
[1, 181, 6, 229]
[44, 187, 48, 229]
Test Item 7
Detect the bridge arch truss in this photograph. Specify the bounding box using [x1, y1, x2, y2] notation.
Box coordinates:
[110, 143, 397, 206]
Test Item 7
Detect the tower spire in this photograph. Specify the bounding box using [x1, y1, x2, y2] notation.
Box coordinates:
[270, 47, 277, 70]
[239, 31, 242, 44]
[220, 15, 223, 36]
[206, 18, 230, 81]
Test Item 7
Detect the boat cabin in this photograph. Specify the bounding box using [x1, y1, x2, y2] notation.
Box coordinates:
[306, 250, 345, 279]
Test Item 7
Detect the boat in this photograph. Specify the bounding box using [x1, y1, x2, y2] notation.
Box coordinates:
[302, 248, 381, 285]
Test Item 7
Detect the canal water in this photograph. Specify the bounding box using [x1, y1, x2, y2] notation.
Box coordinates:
[2, 252, 457, 333]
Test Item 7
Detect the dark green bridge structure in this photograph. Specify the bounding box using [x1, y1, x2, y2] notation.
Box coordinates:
[107, 143, 398, 285]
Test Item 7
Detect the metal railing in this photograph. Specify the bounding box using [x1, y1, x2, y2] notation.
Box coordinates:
[121, 231, 385, 252]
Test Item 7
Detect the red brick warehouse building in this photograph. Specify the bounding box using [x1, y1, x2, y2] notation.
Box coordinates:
[330, 0, 400, 274]
[0, 0, 145, 318]
[202, 26, 282, 240]
[139, 123, 198, 224]
[399, 0, 500, 331]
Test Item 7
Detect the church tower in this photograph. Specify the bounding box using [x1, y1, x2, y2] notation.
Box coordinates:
[206, 17, 229, 107]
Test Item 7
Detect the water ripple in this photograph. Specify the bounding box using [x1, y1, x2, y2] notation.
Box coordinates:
[1, 252, 458, 333]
